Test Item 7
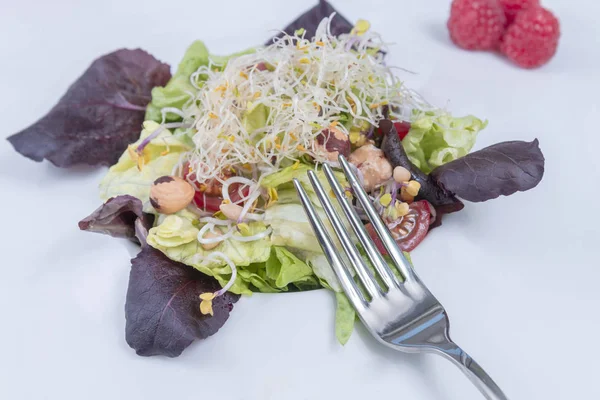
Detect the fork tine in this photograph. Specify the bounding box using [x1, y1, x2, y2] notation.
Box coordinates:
[338, 155, 416, 281]
[293, 179, 367, 309]
[322, 163, 400, 289]
[307, 170, 383, 300]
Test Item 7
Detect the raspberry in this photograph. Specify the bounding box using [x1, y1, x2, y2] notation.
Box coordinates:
[447, 0, 507, 50]
[500, 6, 560, 68]
[499, 0, 540, 24]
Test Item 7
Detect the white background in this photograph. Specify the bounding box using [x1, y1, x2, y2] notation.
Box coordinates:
[1, 0, 599, 399]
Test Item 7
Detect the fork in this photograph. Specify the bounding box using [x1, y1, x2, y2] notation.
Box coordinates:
[293, 155, 508, 400]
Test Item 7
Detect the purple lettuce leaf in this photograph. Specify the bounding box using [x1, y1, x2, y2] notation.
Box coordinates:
[125, 246, 240, 357]
[379, 119, 465, 226]
[265, 0, 353, 45]
[8, 49, 171, 168]
[430, 139, 545, 202]
[78, 195, 154, 245]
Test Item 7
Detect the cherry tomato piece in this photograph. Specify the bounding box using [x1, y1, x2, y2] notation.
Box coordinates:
[366, 200, 431, 254]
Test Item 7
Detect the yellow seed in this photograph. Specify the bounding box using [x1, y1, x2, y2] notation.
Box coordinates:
[275, 143, 281, 150]
[406, 180, 421, 197]
[292, 160, 300, 170]
[379, 193, 392, 207]
[160, 150, 169, 156]
[253, 92, 261, 99]
[296, 144, 306, 151]
[243, 163, 252, 170]
[330, 121, 339, 128]
[282, 103, 291, 108]
[351, 19, 371, 36]
[208, 112, 218, 119]
[289, 132, 298, 140]
[200, 299, 214, 316]
[127, 145, 137, 160]
[400, 186, 414, 203]
[298, 57, 311, 64]
[239, 71, 248, 79]
[395, 201, 410, 217]
[200, 292, 216, 301]
[237, 223, 251, 235]
[227, 136, 235, 143]
[221, 199, 231, 205]
[316, 41, 325, 46]
[301, 80, 307, 85]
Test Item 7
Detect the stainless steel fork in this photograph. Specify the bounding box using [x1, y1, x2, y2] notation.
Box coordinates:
[293, 155, 508, 400]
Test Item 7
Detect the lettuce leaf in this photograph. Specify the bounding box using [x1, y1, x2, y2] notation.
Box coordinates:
[99, 121, 190, 212]
[8, 49, 171, 167]
[335, 292, 356, 345]
[265, 0, 353, 44]
[145, 41, 255, 123]
[145, 41, 210, 122]
[147, 209, 320, 294]
[261, 164, 347, 207]
[402, 112, 487, 173]
[266, 247, 315, 288]
[125, 246, 239, 357]
[431, 139, 545, 202]
[78, 195, 154, 245]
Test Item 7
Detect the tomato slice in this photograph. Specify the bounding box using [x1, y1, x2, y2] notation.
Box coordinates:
[375, 120, 411, 140]
[393, 121, 411, 140]
[366, 200, 431, 254]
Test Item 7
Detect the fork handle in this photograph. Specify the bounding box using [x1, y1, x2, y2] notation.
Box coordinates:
[439, 343, 508, 400]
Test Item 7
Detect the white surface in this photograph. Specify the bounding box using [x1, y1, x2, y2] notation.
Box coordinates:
[1, 0, 599, 399]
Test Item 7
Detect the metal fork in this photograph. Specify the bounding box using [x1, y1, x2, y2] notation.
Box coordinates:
[293, 155, 508, 400]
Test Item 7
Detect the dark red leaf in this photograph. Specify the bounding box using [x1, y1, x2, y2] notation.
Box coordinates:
[430, 139, 545, 202]
[379, 119, 464, 214]
[265, 0, 353, 45]
[8, 49, 171, 167]
[78, 195, 154, 245]
[125, 247, 239, 357]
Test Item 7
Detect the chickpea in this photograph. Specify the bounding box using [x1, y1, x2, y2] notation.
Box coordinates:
[348, 144, 393, 191]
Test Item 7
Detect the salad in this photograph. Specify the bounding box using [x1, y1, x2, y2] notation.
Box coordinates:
[8, 1, 544, 357]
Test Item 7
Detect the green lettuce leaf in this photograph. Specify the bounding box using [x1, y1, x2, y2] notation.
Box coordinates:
[266, 247, 315, 288]
[146, 210, 319, 294]
[335, 292, 356, 345]
[145, 41, 256, 123]
[331, 251, 414, 345]
[242, 102, 270, 134]
[145, 41, 210, 122]
[261, 164, 347, 209]
[147, 212, 271, 295]
[402, 112, 487, 173]
[99, 121, 190, 212]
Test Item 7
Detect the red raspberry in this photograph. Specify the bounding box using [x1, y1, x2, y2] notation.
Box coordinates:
[447, 0, 507, 50]
[500, 6, 560, 68]
[499, 0, 540, 24]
